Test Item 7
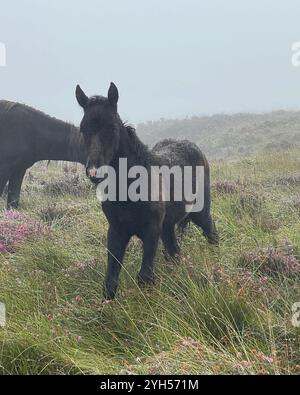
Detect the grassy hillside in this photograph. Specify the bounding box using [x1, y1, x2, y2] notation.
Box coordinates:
[137, 111, 300, 159]
[1, 150, 300, 375]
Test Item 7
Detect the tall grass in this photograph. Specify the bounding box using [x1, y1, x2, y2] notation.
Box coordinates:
[0, 151, 300, 375]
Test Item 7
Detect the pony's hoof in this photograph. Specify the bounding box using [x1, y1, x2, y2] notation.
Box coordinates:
[103, 287, 116, 301]
[137, 272, 155, 286]
[102, 299, 114, 305]
[208, 234, 219, 245]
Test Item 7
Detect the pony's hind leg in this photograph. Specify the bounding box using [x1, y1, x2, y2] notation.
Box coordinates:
[7, 167, 27, 209]
[162, 223, 180, 258]
[190, 210, 219, 245]
[177, 215, 191, 235]
[0, 174, 8, 197]
[0, 164, 10, 198]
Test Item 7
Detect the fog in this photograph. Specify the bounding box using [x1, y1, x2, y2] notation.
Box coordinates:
[1, 0, 300, 124]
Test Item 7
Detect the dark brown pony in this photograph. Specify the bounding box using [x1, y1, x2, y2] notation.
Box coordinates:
[76, 83, 218, 299]
[0, 101, 86, 208]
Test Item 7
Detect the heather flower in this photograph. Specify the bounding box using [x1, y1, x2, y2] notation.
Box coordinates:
[73, 295, 82, 303]
[180, 336, 198, 348]
[211, 265, 225, 283]
[0, 242, 8, 253]
[260, 354, 273, 364]
[5, 210, 21, 220]
[62, 259, 98, 278]
[233, 270, 274, 299]
[240, 246, 300, 277]
[212, 180, 240, 194]
[211, 264, 279, 299]
[0, 210, 48, 253]
[255, 351, 274, 365]
[43, 174, 90, 197]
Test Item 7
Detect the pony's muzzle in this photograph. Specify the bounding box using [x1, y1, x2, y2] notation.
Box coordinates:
[88, 167, 97, 178]
[86, 160, 99, 183]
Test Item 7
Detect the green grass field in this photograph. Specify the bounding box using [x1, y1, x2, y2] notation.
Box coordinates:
[1, 149, 300, 375]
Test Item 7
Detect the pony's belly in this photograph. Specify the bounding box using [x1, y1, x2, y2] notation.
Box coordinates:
[102, 200, 165, 236]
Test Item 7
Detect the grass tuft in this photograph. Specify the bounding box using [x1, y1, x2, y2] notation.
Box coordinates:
[1, 152, 300, 374]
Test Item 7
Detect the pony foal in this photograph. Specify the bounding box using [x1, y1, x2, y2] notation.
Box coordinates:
[76, 83, 218, 299]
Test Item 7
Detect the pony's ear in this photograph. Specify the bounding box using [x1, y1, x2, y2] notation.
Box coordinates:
[108, 82, 119, 107]
[76, 85, 88, 108]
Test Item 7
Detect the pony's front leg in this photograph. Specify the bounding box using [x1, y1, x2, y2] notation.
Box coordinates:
[104, 226, 129, 300]
[137, 224, 161, 285]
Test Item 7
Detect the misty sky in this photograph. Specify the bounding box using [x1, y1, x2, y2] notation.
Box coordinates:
[1, 0, 300, 125]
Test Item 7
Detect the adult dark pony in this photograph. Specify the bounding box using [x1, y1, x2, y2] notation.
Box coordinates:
[0, 100, 86, 208]
[75, 83, 218, 299]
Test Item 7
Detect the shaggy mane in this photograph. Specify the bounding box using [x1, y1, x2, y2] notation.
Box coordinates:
[123, 124, 153, 166]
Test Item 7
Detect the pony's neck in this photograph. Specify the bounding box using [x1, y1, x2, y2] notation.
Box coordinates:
[113, 125, 152, 169]
[36, 120, 86, 164]
[67, 126, 86, 165]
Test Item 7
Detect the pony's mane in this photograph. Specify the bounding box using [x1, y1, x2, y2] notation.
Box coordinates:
[123, 123, 153, 166]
